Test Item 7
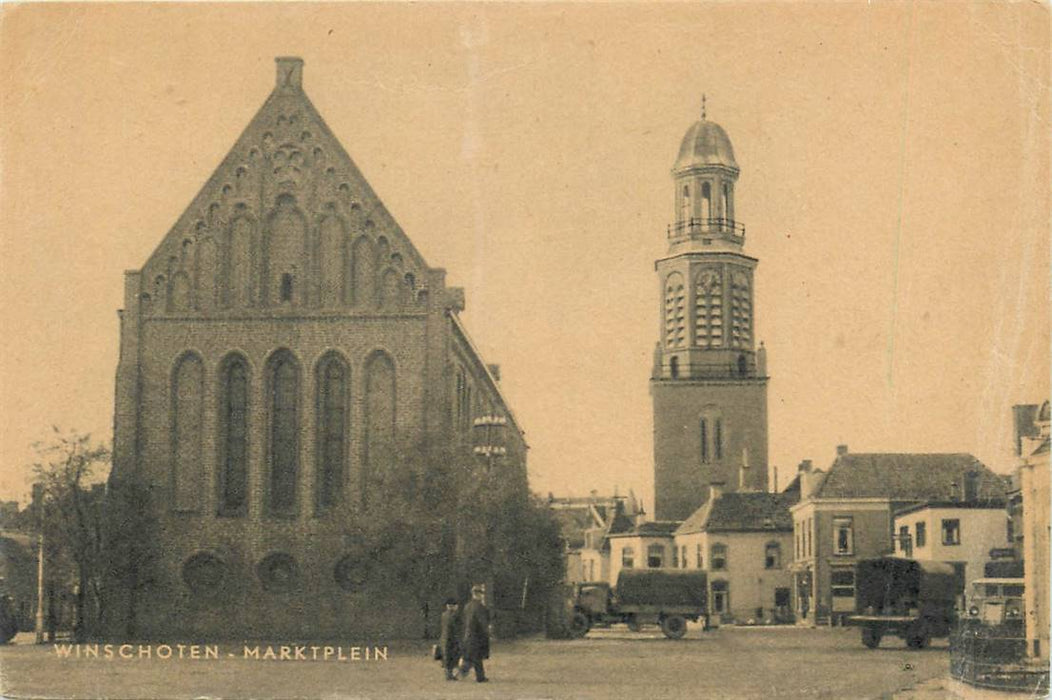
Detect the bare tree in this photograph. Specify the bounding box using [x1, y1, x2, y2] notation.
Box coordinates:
[30, 429, 110, 641]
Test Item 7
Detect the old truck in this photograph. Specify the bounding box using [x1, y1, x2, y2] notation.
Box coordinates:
[569, 569, 708, 639]
[847, 557, 958, 650]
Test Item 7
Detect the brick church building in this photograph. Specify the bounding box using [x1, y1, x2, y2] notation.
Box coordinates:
[109, 58, 527, 639]
[651, 101, 770, 521]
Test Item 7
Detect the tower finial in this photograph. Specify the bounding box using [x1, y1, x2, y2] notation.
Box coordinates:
[701, 93, 707, 120]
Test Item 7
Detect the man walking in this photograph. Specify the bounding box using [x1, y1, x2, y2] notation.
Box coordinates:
[459, 584, 491, 682]
[438, 598, 462, 681]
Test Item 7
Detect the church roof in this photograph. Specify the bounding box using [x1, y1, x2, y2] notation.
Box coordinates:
[812, 453, 1005, 503]
[673, 119, 738, 172]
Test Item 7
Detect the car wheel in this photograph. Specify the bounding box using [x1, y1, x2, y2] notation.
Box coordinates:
[626, 615, 642, 632]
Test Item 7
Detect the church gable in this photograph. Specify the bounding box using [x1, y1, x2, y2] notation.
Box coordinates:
[138, 57, 430, 316]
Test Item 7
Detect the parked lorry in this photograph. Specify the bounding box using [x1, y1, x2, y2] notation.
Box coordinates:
[569, 569, 708, 640]
[846, 557, 958, 650]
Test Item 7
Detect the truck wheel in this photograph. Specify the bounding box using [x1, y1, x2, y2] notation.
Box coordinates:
[861, 625, 882, 649]
[905, 621, 929, 650]
[570, 611, 591, 639]
[660, 615, 687, 640]
[626, 615, 642, 633]
[906, 631, 929, 650]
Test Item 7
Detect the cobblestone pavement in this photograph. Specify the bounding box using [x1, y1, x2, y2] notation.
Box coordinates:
[0, 625, 962, 699]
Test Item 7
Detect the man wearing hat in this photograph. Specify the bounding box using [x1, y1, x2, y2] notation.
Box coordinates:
[437, 597, 462, 681]
[458, 584, 491, 682]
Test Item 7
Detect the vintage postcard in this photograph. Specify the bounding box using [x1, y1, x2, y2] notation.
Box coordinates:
[0, 3, 1049, 699]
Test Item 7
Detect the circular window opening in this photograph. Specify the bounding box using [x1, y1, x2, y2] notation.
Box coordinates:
[334, 555, 368, 592]
[182, 552, 226, 594]
[258, 553, 298, 593]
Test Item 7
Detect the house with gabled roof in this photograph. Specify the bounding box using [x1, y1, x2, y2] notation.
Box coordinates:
[789, 445, 1006, 626]
[673, 481, 797, 624]
[547, 492, 640, 583]
[607, 520, 681, 587]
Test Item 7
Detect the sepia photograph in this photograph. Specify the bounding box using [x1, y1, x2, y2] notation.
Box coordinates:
[0, 3, 1048, 698]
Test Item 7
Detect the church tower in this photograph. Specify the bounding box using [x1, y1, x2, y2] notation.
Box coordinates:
[651, 99, 769, 521]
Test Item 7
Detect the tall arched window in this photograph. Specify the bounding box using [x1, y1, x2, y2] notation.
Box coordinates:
[316, 353, 349, 512]
[701, 411, 723, 464]
[363, 351, 396, 507]
[700, 418, 709, 464]
[172, 353, 204, 511]
[681, 184, 691, 224]
[267, 351, 300, 516]
[700, 182, 712, 221]
[731, 271, 752, 347]
[723, 181, 734, 221]
[218, 354, 249, 516]
[715, 419, 723, 460]
[664, 273, 686, 349]
[695, 268, 723, 348]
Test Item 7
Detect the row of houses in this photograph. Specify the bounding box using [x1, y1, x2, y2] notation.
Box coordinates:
[550, 402, 1048, 650]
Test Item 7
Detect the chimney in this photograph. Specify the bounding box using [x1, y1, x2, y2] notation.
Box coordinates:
[798, 459, 813, 473]
[275, 56, 304, 90]
[1012, 404, 1039, 456]
[709, 481, 725, 502]
[836, 444, 849, 457]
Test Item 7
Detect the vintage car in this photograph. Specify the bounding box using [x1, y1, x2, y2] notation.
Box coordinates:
[569, 569, 708, 639]
[949, 578, 1035, 689]
[846, 557, 958, 649]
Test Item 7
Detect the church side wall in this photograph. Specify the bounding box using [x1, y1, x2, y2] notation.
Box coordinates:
[128, 314, 441, 639]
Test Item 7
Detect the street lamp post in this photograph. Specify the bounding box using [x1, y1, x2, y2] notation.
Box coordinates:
[470, 415, 507, 613]
[32, 483, 44, 645]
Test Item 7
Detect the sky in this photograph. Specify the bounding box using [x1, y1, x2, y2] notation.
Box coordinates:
[1, 3, 1049, 511]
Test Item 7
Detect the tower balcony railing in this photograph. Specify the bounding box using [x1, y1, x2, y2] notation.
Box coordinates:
[667, 217, 746, 240]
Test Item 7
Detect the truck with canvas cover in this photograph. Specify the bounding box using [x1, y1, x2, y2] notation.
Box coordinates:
[847, 557, 957, 649]
[569, 570, 708, 639]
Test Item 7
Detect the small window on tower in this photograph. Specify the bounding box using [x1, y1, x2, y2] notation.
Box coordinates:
[280, 274, 294, 302]
[670, 356, 679, 378]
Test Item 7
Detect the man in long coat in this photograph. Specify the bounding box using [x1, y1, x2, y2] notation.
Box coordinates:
[459, 584, 490, 682]
[437, 598, 462, 681]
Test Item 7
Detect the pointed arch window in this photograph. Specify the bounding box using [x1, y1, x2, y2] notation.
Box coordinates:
[363, 351, 396, 508]
[695, 269, 723, 348]
[267, 351, 300, 516]
[316, 353, 349, 513]
[730, 271, 752, 347]
[664, 273, 686, 349]
[218, 355, 249, 517]
[172, 353, 204, 512]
